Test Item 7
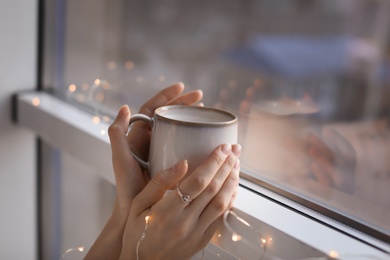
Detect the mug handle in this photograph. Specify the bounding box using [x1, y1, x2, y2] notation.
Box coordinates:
[128, 114, 155, 171]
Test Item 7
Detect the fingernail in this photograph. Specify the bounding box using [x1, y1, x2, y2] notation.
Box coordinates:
[161, 160, 187, 181]
[118, 105, 129, 118]
[173, 160, 188, 172]
[232, 144, 241, 156]
[221, 143, 231, 155]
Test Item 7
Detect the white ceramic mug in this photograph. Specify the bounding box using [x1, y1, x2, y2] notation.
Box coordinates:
[129, 105, 238, 178]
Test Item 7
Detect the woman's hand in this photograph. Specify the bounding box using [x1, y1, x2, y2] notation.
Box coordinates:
[308, 128, 356, 194]
[119, 143, 241, 260]
[85, 83, 203, 259]
[111, 83, 203, 218]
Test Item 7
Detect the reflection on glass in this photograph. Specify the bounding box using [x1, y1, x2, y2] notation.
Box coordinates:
[222, 210, 267, 259]
[60, 244, 91, 260]
[212, 209, 329, 260]
[44, 0, 390, 249]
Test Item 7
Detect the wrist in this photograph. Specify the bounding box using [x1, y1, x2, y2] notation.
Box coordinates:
[110, 198, 131, 229]
[84, 217, 125, 260]
[85, 200, 130, 259]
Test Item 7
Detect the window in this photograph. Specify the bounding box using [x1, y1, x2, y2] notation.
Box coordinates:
[18, 0, 390, 258]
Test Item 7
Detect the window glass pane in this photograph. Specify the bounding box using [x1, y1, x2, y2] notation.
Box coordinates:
[44, 0, 390, 241]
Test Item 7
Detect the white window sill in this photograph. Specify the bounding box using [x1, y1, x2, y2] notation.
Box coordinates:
[16, 91, 390, 259]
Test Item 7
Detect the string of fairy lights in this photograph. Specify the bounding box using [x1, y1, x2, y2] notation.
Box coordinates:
[59, 209, 384, 260]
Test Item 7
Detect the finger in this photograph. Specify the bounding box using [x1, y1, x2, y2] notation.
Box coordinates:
[308, 147, 335, 181]
[198, 160, 240, 230]
[187, 145, 241, 215]
[132, 160, 188, 215]
[108, 105, 144, 199]
[166, 90, 203, 106]
[228, 175, 240, 209]
[308, 134, 334, 163]
[323, 129, 356, 192]
[139, 82, 185, 116]
[310, 162, 334, 187]
[323, 128, 356, 162]
[177, 144, 232, 201]
[127, 83, 186, 158]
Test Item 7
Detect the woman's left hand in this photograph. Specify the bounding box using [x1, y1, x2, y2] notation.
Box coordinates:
[85, 83, 203, 259]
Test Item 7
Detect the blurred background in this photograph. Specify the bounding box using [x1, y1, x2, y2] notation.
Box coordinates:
[1, 0, 389, 259]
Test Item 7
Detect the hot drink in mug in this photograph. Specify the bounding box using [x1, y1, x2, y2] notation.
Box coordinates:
[129, 105, 238, 178]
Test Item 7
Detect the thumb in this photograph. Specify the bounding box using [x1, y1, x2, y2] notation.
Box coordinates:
[132, 160, 188, 215]
[108, 105, 144, 200]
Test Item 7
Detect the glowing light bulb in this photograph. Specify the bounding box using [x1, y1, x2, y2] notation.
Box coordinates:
[101, 81, 110, 90]
[329, 250, 339, 259]
[92, 116, 100, 124]
[77, 247, 84, 252]
[100, 129, 106, 135]
[96, 93, 105, 102]
[32, 98, 40, 106]
[102, 116, 110, 122]
[231, 233, 241, 242]
[68, 84, 76, 92]
[218, 234, 221, 237]
[94, 79, 101, 85]
[125, 61, 134, 70]
[261, 238, 266, 245]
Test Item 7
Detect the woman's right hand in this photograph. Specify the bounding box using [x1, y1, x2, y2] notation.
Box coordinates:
[119, 143, 241, 260]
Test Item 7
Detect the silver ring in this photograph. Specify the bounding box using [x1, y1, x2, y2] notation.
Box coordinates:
[176, 186, 192, 203]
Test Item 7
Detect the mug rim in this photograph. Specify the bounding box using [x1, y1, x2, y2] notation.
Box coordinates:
[154, 105, 237, 126]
